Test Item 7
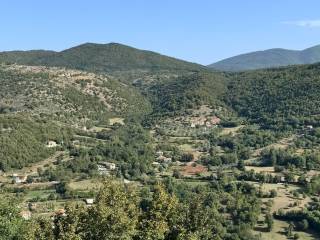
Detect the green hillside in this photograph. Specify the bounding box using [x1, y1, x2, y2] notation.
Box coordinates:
[0, 64, 150, 124]
[0, 63, 151, 170]
[148, 71, 228, 114]
[209, 44, 320, 71]
[0, 43, 205, 73]
[150, 63, 320, 130]
[0, 115, 72, 170]
[225, 63, 320, 129]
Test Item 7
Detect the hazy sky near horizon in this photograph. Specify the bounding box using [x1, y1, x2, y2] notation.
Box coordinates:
[1, 0, 320, 64]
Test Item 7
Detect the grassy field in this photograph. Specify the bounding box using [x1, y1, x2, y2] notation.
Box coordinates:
[245, 166, 275, 174]
[219, 125, 243, 136]
[251, 183, 310, 213]
[168, 136, 192, 141]
[175, 179, 209, 187]
[178, 143, 196, 152]
[109, 117, 125, 125]
[257, 219, 319, 240]
[68, 179, 102, 191]
[251, 182, 317, 239]
[24, 189, 56, 200]
[89, 126, 111, 132]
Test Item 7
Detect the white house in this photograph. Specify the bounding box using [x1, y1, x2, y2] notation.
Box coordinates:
[99, 162, 116, 170]
[97, 165, 109, 175]
[156, 151, 164, 157]
[123, 179, 131, 184]
[152, 161, 161, 166]
[84, 198, 94, 205]
[12, 174, 27, 184]
[306, 125, 313, 130]
[46, 140, 57, 148]
[156, 155, 172, 163]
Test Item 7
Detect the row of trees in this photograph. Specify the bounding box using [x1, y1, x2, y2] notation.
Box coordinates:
[260, 148, 320, 170]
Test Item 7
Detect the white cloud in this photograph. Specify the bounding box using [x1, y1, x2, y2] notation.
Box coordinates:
[282, 19, 320, 28]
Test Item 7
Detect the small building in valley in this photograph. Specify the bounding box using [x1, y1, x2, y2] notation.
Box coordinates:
[97, 162, 116, 175]
[12, 174, 27, 184]
[123, 179, 131, 184]
[156, 151, 164, 157]
[46, 140, 57, 148]
[99, 162, 116, 170]
[306, 125, 314, 130]
[84, 198, 94, 205]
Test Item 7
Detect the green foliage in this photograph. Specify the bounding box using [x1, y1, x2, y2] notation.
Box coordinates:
[94, 122, 154, 179]
[265, 213, 274, 232]
[0, 196, 29, 240]
[0, 115, 72, 170]
[82, 181, 139, 240]
[26, 217, 55, 240]
[149, 63, 320, 131]
[138, 184, 179, 240]
[148, 71, 228, 114]
[41, 122, 155, 181]
[3, 179, 263, 240]
[226, 64, 320, 129]
[260, 148, 305, 168]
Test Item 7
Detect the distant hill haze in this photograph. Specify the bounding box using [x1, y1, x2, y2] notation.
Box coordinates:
[209, 44, 320, 71]
[0, 43, 205, 73]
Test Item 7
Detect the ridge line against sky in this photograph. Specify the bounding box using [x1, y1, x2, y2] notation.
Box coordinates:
[1, 0, 320, 65]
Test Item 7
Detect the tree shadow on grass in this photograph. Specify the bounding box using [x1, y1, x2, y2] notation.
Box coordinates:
[254, 226, 269, 233]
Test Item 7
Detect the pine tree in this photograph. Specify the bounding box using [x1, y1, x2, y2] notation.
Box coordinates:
[265, 213, 274, 232]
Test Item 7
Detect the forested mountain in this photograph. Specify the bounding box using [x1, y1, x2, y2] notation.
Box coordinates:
[152, 63, 320, 129]
[225, 63, 320, 129]
[209, 44, 320, 71]
[0, 43, 205, 73]
[148, 71, 229, 114]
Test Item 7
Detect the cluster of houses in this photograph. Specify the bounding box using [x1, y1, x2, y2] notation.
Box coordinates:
[153, 150, 189, 168]
[97, 161, 116, 175]
[189, 116, 221, 128]
[153, 150, 173, 167]
[155, 151, 172, 162]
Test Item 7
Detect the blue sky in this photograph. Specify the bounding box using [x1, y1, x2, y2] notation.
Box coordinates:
[1, 0, 320, 64]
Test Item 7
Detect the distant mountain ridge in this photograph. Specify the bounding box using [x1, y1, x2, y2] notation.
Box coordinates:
[0, 42, 205, 73]
[209, 44, 320, 71]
